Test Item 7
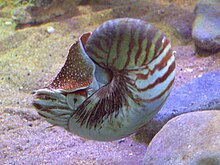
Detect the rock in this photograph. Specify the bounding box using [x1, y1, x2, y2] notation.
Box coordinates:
[192, 0, 220, 54]
[12, 0, 77, 26]
[143, 110, 220, 165]
[12, 6, 35, 25]
[134, 72, 220, 143]
[165, 4, 194, 43]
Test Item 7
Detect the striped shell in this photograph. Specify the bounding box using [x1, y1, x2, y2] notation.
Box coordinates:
[32, 18, 175, 141]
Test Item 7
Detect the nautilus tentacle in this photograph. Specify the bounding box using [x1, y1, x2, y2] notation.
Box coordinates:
[32, 18, 175, 141]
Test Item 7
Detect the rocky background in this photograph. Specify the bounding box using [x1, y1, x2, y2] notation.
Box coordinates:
[0, 0, 219, 164]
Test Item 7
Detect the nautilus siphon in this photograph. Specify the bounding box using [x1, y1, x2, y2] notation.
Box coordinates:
[32, 18, 175, 141]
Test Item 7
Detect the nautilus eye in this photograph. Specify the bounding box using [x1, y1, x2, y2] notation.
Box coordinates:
[32, 18, 175, 141]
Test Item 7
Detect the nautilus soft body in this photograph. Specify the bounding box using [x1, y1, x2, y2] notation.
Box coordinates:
[32, 18, 175, 141]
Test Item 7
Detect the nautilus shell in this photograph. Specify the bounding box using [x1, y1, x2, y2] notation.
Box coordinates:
[32, 18, 175, 141]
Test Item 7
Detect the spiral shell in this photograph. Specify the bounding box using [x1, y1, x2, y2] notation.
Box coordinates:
[32, 18, 175, 141]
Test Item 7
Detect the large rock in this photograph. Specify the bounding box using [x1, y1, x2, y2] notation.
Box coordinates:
[192, 0, 220, 54]
[135, 72, 220, 143]
[143, 110, 220, 165]
[12, 0, 78, 26]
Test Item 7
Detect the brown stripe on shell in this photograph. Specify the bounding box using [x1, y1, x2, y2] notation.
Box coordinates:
[124, 23, 135, 68]
[153, 48, 173, 72]
[153, 34, 164, 58]
[134, 48, 173, 81]
[135, 71, 149, 80]
[145, 47, 172, 77]
[91, 37, 108, 55]
[146, 77, 175, 102]
[134, 28, 144, 65]
[106, 20, 116, 68]
[137, 61, 175, 92]
[157, 38, 170, 57]
[142, 27, 158, 65]
[87, 45, 103, 61]
[113, 24, 125, 67]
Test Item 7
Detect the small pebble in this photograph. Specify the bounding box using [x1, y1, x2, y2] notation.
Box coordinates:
[184, 68, 193, 73]
[5, 21, 12, 25]
[47, 26, 55, 34]
[118, 139, 125, 143]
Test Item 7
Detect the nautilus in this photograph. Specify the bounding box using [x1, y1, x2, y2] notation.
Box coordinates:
[32, 18, 175, 141]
